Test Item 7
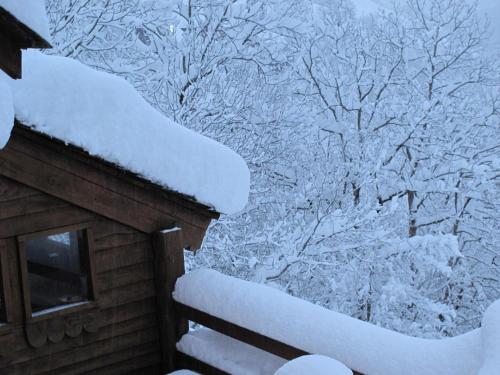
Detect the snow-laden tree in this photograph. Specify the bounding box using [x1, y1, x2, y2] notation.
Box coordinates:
[45, 0, 499, 337]
[280, 0, 499, 335]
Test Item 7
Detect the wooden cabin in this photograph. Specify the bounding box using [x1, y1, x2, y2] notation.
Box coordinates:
[0, 124, 219, 374]
[0, 3, 248, 374]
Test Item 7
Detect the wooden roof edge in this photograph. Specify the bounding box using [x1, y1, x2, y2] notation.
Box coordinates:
[12, 123, 221, 221]
[0, 7, 52, 49]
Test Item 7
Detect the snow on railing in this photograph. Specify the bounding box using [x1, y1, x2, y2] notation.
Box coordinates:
[275, 355, 352, 375]
[174, 269, 499, 375]
[478, 299, 500, 375]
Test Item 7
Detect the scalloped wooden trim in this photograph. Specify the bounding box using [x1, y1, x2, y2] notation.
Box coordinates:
[25, 310, 100, 348]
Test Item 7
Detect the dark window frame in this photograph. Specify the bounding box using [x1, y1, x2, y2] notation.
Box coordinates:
[17, 223, 98, 321]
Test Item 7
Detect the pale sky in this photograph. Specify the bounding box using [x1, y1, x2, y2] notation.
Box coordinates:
[353, 0, 500, 45]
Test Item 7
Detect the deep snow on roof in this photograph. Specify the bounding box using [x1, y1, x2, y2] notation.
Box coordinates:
[0, 0, 51, 42]
[11, 51, 250, 214]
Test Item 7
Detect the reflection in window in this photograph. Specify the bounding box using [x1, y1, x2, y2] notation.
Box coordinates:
[25, 230, 91, 314]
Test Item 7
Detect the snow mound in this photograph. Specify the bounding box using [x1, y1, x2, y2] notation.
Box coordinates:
[275, 355, 352, 375]
[174, 269, 484, 375]
[177, 328, 285, 374]
[0, 0, 51, 42]
[478, 300, 500, 375]
[12, 51, 250, 214]
[0, 72, 14, 149]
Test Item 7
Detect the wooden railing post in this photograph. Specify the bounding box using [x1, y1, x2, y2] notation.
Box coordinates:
[152, 227, 188, 373]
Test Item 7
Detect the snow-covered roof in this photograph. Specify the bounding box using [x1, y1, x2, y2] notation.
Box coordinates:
[174, 269, 500, 375]
[10, 51, 250, 214]
[0, 0, 51, 42]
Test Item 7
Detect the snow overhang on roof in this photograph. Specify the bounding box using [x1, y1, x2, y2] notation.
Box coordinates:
[0, 0, 52, 45]
[9, 51, 250, 215]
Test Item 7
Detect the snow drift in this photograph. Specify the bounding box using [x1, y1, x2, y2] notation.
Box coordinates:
[11, 51, 250, 214]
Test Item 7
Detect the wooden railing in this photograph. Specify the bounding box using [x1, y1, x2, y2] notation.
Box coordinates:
[174, 301, 363, 375]
[157, 228, 362, 374]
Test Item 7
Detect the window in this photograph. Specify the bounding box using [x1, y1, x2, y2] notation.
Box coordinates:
[18, 226, 95, 318]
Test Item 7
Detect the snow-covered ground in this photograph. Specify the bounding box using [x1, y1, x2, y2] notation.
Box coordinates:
[174, 269, 499, 375]
[10, 51, 250, 214]
[0, 0, 51, 42]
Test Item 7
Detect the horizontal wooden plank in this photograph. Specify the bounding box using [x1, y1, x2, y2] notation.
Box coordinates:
[0, 205, 94, 239]
[98, 279, 157, 308]
[94, 241, 154, 274]
[11, 125, 217, 220]
[98, 297, 157, 323]
[0, 193, 68, 222]
[3, 312, 159, 370]
[176, 302, 308, 360]
[97, 262, 154, 293]
[2, 298, 158, 360]
[0, 175, 39, 202]
[91, 219, 149, 250]
[38, 340, 161, 375]
[0, 146, 165, 232]
[6, 325, 160, 374]
[176, 351, 229, 375]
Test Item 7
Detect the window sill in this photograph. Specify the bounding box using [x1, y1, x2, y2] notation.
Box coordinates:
[28, 300, 97, 323]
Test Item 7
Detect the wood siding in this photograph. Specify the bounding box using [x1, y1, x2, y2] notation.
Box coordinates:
[0, 175, 163, 374]
[1, 124, 218, 251]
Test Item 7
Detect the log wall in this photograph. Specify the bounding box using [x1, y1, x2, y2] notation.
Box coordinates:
[0, 175, 163, 374]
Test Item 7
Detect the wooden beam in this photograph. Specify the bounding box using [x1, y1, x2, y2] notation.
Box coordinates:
[175, 302, 364, 375]
[0, 7, 52, 79]
[0, 31, 21, 78]
[0, 7, 52, 49]
[175, 302, 308, 360]
[152, 228, 188, 373]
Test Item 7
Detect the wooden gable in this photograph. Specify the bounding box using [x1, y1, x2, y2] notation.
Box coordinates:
[0, 7, 51, 79]
[0, 123, 219, 250]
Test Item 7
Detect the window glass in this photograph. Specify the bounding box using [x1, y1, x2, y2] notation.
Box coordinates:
[25, 230, 90, 314]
